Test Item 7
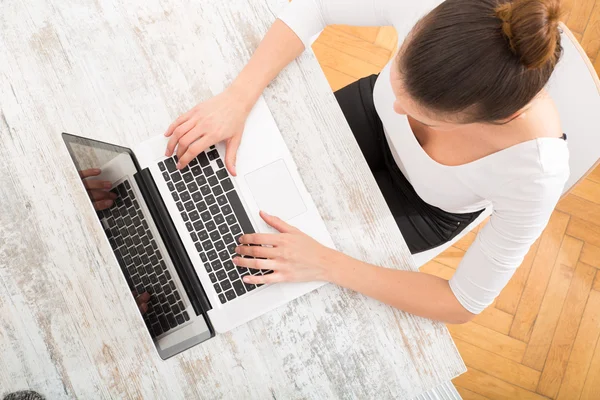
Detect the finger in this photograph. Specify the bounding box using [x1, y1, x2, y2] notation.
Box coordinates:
[88, 190, 116, 201]
[235, 244, 279, 259]
[138, 303, 148, 314]
[238, 233, 281, 246]
[93, 200, 113, 210]
[175, 122, 204, 161]
[232, 256, 278, 271]
[177, 136, 213, 168]
[242, 272, 286, 285]
[165, 118, 196, 156]
[260, 211, 298, 233]
[78, 168, 101, 178]
[137, 292, 151, 304]
[82, 179, 112, 190]
[225, 134, 242, 176]
[164, 109, 193, 137]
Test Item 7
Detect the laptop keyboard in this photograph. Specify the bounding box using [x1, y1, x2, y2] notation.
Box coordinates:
[158, 146, 272, 305]
[99, 179, 189, 338]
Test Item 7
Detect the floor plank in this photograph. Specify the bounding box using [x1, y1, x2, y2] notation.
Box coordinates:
[453, 368, 547, 400]
[581, 328, 600, 399]
[495, 239, 541, 315]
[419, 260, 455, 280]
[556, 290, 600, 399]
[594, 270, 600, 292]
[319, 65, 357, 92]
[332, 25, 380, 43]
[312, 41, 383, 79]
[580, 242, 600, 269]
[434, 246, 463, 269]
[536, 262, 597, 398]
[567, 0, 597, 33]
[588, 165, 600, 184]
[320, 27, 392, 68]
[522, 262, 576, 371]
[510, 211, 570, 342]
[580, 0, 600, 60]
[566, 216, 600, 248]
[455, 339, 540, 391]
[447, 322, 527, 363]
[556, 194, 600, 227]
[571, 178, 600, 205]
[473, 305, 514, 336]
[455, 386, 490, 400]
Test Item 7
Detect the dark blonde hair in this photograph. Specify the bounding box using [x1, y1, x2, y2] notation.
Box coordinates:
[400, 0, 562, 123]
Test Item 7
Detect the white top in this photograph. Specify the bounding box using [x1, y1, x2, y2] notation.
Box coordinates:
[279, 0, 570, 314]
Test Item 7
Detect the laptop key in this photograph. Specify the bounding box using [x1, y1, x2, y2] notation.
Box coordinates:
[164, 158, 177, 173]
[162, 172, 170, 181]
[216, 269, 227, 281]
[218, 250, 229, 261]
[196, 175, 207, 186]
[201, 211, 211, 222]
[209, 273, 216, 283]
[206, 221, 216, 232]
[221, 178, 234, 192]
[175, 314, 184, 325]
[216, 159, 224, 169]
[215, 240, 225, 251]
[183, 173, 193, 183]
[175, 181, 186, 192]
[223, 233, 234, 244]
[221, 279, 232, 291]
[228, 270, 239, 281]
[209, 204, 220, 215]
[189, 211, 200, 221]
[200, 253, 207, 262]
[214, 214, 225, 225]
[207, 250, 218, 260]
[180, 192, 191, 202]
[171, 172, 182, 183]
[185, 201, 195, 211]
[219, 293, 227, 304]
[230, 224, 241, 235]
[211, 260, 223, 270]
[192, 192, 202, 202]
[203, 166, 214, 177]
[204, 263, 212, 272]
[196, 201, 207, 212]
[224, 260, 235, 271]
[232, 280, 246, 296]
[186, 222, 193, 232]
[209, 230, 220, 241]
[218, 224, 229, 235]
[202, 240, 213, 251]
[183, 311, 190, 321]
[198, 230, 209, 241]
[198, 152, 210, 167]
[193, 220, 204, 232]
[167, 181, 175, 191]
[213, 282, 222, 293]
[181, 212, 189, 221]
[216, 168, 228, 180]
[195, 243, 203, 253]
[225, 191, 254, 234]
[190, 232, 198, 242]
[158, 315, 170, 331]
[225, 289, 236, 301]
[176, 201, 184, 211]
[200, 185, 211, 195]
[213, 186, 223, 196]
[205, 195, 215, 205]
[207, 149, 218, 160]
[167, 314, 177, 329]
[208, 176, 218, 187]
[191, 166, 202, 176]
[217, 196, 228, 207]
[158, 162, 166, 172]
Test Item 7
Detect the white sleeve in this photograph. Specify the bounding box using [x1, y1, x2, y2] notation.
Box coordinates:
[448, 170, 567, 314]
[278, 0, 397, 48]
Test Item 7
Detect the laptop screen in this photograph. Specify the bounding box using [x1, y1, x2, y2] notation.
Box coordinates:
[62, 133, 137, 174]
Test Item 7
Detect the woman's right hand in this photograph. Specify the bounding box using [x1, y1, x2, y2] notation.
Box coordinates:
[79, 168, 117, 211]
[164, 86, 254, 175]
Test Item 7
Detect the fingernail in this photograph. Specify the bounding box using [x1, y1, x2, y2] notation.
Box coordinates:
[232, 257, 240, 265]
[243, 276, 250, 283]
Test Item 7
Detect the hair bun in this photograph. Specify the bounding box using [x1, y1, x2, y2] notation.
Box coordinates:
[495, 0, 561, 69]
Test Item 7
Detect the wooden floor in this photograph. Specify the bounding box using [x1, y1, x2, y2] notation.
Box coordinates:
[311, 5, 600, 400]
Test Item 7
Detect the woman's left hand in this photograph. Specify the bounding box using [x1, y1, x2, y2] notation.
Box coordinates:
[233, 211, 338, 285]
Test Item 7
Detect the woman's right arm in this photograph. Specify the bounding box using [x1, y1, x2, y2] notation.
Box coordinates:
[166, 0, 396, 172]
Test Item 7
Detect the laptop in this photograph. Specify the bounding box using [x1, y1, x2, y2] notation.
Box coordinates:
[63, 96, 335, 359]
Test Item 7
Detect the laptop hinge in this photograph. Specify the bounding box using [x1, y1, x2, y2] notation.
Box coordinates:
[134, 168, 214, 323]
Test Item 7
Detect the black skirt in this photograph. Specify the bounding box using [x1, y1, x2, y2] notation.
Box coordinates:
[334, 75, 484, 254]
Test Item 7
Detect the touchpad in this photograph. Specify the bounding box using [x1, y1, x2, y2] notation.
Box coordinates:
[244, 159, 307, 221]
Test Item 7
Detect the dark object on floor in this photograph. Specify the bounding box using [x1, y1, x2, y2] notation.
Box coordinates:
[3, 391, 45, 400]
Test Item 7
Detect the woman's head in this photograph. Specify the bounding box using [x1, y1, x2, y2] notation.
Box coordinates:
[391, 0, 562, 128]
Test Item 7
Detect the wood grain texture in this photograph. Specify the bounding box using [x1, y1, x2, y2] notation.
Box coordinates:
[452, 368, 547, 400]
[0, 0, 464, 398]
[537, 262, 597, 398]
[472, 306, 514, 336]
[568, 0, 597, 33]
[447, 322, 527, 363]
[556, 289, 600, 400]
[571, 178, 600, 204]
[594, 270, 600, 291]
[580, 0, 600, 60]
[510, 211, 570, 342]
[581, 242, 600, 268]
[567, 216, 600, 248]
[495, 238, 541, 315]
[454, 339, 541, 391]
[556, 194, 600, 224]
[521, 263, 576, 371]
[581, 325, 600, 399]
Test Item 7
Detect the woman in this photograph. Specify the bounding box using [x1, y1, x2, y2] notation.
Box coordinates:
[163, 0, 569, 324]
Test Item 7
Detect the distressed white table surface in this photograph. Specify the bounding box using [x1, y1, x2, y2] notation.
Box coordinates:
[0, 0, 465, 398]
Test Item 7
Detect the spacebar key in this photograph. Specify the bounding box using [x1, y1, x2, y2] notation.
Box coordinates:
[226, 191, 255, 234]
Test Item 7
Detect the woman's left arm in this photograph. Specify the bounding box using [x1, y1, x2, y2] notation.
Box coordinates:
[234, 211, 475, 324]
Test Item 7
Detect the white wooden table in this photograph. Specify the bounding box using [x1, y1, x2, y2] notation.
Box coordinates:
[0, 0, 465, 398]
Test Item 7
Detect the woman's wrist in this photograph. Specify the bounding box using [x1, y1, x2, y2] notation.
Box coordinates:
[321, 248, 352, 284]
[229, 78, 263, 113]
